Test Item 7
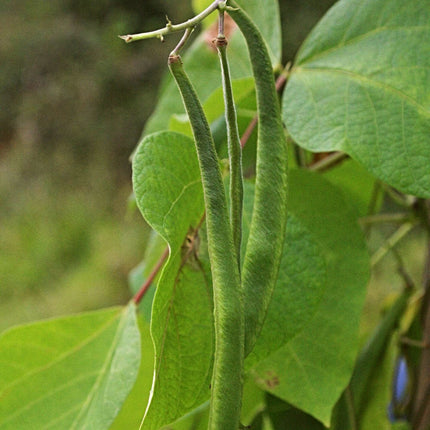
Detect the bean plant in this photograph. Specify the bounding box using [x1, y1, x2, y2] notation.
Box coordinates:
[0, 0, 429, 429]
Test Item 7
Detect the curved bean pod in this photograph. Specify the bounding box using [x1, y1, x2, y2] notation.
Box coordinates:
[168, 54, 244, 430]
[228, 3, 289, 356]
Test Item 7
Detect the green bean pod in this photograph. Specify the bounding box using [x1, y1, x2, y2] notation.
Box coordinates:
[228, 4, 289, 356]
[168, 54, 244, 430]
[216, 36, 244, 268]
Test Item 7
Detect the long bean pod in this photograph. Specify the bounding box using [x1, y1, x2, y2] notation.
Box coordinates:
[228, 3, 289, 356]
[168, 54, 243, 430]
[216, 34, 244, 267]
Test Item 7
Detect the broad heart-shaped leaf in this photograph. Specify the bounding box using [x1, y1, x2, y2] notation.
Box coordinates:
[248, 169, 370, 426]
[283, 0, 430, 198]
[143, 0, 281, 137]
[132, 131, 214, 430]
[0, 304, 140, 430]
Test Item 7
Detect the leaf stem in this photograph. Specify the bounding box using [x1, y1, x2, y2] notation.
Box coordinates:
[119, 0, 225, 43]
[370, 222, 417, 267]
[133, 248, 169, 305]
[359, 213, 412, 226]
[307, 151, 348, 171]
[412, 200, 430, 430]
[170, 27, 194, 56]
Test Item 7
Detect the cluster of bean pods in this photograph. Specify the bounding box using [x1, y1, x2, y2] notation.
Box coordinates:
[168, 2, 288, 428]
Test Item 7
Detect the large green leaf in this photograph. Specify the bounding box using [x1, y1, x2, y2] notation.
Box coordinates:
[283, 0, 430, 198]
[323, 159, 382, 217]
[0, 305, 140, 430]
[242, 181, 327, 368]
[249, 169, 370, 426]
[110, 317, 154, 430]
[132, 131, 213, 430]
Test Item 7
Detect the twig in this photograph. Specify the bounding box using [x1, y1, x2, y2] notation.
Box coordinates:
[133, 247, 169, 304]
[363, 181, 383, 237]
[307, 151, 348, 171]
[370, 222, 417, 267]
[345, 386, 358, 430]
[119, 0, 226, 43]
[412, 200, 430, 430]
[359, 213, 412, 226]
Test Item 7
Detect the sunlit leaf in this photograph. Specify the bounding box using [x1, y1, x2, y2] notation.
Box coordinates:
[0, 305, 140, 430]
[284, 0, 430, 197]
[249, 170, 370, 426]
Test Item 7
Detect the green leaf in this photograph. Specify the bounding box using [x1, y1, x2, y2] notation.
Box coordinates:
[128, 231, 167, 321]
[233, 0, 282, 66]
[283, 0, 430, 198]
[132, 131, 214, 430]
[249, 169, 370, 426]
[358, 338, 398, 430]
[323, 159, 382, 217]
[164, 403, 209, 430]
[110, 317, 154, 430]
[242, 183, 327, 369]
[192, 0, 213, 14]
[132, 131, 204, 249]
[0, 304, 140, 430]
[191, 0, 216, 28]
[192, 0, 282, 63]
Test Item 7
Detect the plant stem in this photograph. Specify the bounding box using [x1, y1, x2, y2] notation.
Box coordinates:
[216, 15, 243, 267]
[307, 151, 348, 171]
[348, 288, 411, 416]
[133, 248, 169, 305]
[168, 54, 243, 430]
[170, 27, 194, 56]
[412, 200, 430, 430]
[119, 0, 225, 43]
[344, 387, 358, 430]
[370, 222, 417, 267]
[359, 213, 412, 226]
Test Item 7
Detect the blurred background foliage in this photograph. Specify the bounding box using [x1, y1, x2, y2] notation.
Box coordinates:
[1, 0, 351, 331]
